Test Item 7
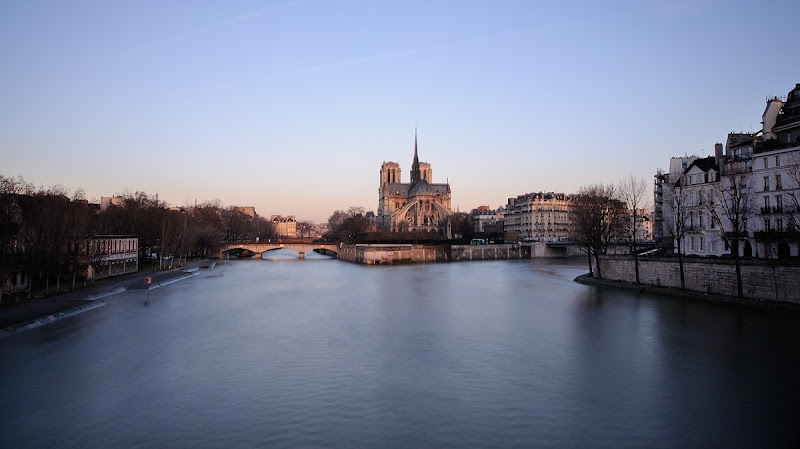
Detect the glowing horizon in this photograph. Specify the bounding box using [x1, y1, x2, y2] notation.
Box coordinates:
[2, 1, 799, 223]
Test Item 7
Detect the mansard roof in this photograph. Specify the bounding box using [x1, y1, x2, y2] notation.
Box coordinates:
[684, 156, 717, 173]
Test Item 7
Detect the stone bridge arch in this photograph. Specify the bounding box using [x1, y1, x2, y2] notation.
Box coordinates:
[220, 242, 339, 260]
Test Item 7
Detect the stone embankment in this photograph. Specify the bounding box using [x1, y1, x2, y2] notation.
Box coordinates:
[337, 244, 532, 264]
[587, 255, 800, 306]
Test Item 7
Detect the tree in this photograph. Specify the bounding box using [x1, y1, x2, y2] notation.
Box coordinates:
[326, 207, 372, 243]
[447, 212, 473, 242]
[785, 152, 800, 241]
[253, 217, 275, 242]
[662, 173, 691, 289]
[297, 221, 314, 239]
[618, 175, 649, 284]
[705, 164, 755, 298]
[569, 184, 626, 278]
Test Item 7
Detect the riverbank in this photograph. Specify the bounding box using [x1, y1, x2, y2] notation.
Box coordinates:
[574, 273, 800, 314]
[0, 259, 215, 337]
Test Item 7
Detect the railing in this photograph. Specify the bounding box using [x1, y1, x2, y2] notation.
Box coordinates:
[760, 206, 785, 214]
[754, 230, 795, 240]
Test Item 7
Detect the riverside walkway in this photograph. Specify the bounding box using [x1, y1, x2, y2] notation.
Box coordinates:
[0, 259, 215, 336]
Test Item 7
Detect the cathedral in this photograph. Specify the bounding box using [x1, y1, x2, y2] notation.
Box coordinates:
[377, 131, 452, 232]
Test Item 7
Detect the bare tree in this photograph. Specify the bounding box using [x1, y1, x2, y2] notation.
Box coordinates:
[618, 175, 649, 284]
[569, 184, 626, 278]
[705, 164, 755, 298]
[785, 152, 800, 240]
[325, 207, 372, 243]
[662, 174, 691, 289]
[296, 221, 313, 239]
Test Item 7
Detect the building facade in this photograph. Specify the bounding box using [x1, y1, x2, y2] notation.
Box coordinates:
[271, 215, 297, 238]
[656, 82, 800, 259]
[74, 235, 139, 280]
[504, 192, 572, 242]
[679, 156, 724, 256]
[653, 155, 699, 250]
[377, 131, 452, 232]
[470, 206, 504, 233]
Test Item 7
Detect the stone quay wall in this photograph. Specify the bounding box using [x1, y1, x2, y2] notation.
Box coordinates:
[596, 256, 800, 305]
[337, 244, 531, 265]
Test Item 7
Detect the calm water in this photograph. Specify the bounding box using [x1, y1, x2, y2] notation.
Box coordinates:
[2, 254, 799, 448]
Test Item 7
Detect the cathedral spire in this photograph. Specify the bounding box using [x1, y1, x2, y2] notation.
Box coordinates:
[411, 128, 421, 184]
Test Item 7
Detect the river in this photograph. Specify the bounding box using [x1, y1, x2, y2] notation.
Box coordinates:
[1, 254, 799, 448]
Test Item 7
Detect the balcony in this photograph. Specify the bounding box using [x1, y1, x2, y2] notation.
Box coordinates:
[754, 230, 795, 241]
[759, 206, 785, 214]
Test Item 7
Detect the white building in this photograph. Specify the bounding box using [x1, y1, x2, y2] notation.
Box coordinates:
[750, 83, 800, 259]
[504, 192, 572, 242]
[657, 82, 800, 259]
[679, 156, 724, 256]
[654, 155, 698, 250]
[271, 215, 297, 238]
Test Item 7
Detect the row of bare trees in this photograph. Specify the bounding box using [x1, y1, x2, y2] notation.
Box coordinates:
[1, 175, 276, 298]
[662, 164, 761, 298]
[569, 176, 651, 280]
[641, 154, 800, 298]
[571, 169, 763, 298]
[325, 207, 373, 242]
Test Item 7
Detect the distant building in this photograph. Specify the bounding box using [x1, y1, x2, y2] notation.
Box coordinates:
[99, 196, 125, 211]
[73, 235, 139, 280]
[234, 206, 257, 218]
[315, 223, 329, 238]
[377, 130, 452, 232]
[470, 206, 503, 233]
[504, 192, 572, 242]
[271, 215, 297, 238]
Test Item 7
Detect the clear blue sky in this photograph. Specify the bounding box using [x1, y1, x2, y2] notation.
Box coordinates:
[2, 0, 798, 223]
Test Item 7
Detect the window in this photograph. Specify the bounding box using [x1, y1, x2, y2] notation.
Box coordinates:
[690, 236, 696, 251]
[777, 195, 783, 212]
[764, 157, 769, 169]
[699, 211, 704, 229]
[764, 176, 770, 191]
[711, 240, 718, 252]
[777, 218, 784, 231]
[776, 174, 782, 190]
[764, 218, 771, 231]
[690, 211, 695, 228]
[700, 237, 705, 251]
[775, 155, 780, 167]
[764, 196, 770, 211]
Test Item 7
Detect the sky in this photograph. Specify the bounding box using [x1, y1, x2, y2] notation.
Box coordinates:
[2, 0, 799, 223]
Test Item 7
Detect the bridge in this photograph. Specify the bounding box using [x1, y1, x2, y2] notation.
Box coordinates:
[219, 242, 339, 259]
